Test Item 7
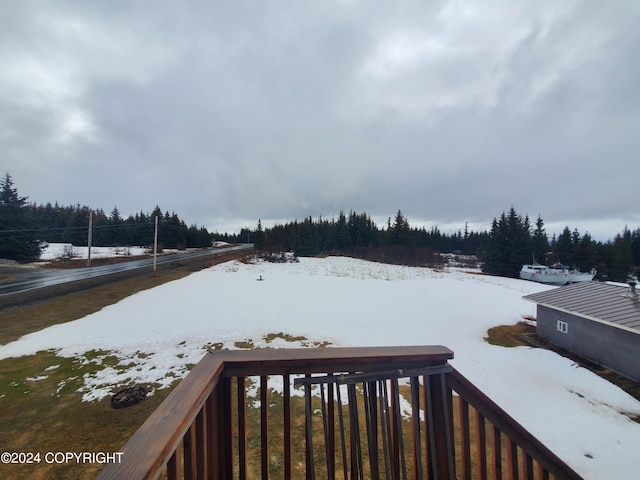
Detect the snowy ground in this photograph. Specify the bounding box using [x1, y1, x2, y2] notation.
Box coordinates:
[39, 243, 150, 260]
[1, 257, 638, 478]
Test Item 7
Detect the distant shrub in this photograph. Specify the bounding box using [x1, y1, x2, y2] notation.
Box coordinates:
[258, 252, 299, 263]
[60, 244, 80, 259]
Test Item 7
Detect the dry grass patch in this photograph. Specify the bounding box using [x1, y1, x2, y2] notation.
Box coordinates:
[484, 322, 535, 347]
[0, 350, 178, 480]
[0, 269, 199, 479]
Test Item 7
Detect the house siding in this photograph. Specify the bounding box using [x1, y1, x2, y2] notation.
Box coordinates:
[537, 305, 640, 381]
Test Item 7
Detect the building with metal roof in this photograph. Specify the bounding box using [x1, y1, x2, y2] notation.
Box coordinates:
[523, 280, 640, 381]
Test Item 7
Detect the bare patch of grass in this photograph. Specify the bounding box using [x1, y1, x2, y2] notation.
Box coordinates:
[0, 350, 178, 479]
[234, 340, 255, 349]
[484, 321, 536, 347]
[0, 265, 225, 479]
[263, 332, 307, 344]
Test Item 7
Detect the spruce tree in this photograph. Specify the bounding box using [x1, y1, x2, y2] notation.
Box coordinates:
[334, 211, 351, 249]
[553, 227, 573, 264]
[482, 207, 533, 278]
[254, 219, 266, 251]
[0, 174, 42, 262]
[391, 210, 411, 246]
[532, 215, 549, 264]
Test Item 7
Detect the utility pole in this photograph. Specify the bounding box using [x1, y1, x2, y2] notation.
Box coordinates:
[153, 215, 158, 276]
[87, 210, 93, 268]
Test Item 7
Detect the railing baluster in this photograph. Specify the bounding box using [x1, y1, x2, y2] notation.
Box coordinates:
[493, 426, 503, 480]
[195, 408, 206, 479]
[508, 439, 520, 480]
[390, 378, 406, 480]
[320, 381, 337, 480]
[183, 422, 196, 480]
[283, 373, 292, 480]
[210, 383, 223, 478]
[363, 380, 380, 478]
[525, 453, 534, 480]
[380, 380, 393, 480]
[260, 375, 269, 480]
[167, 448, 178, 480]
[327, 380, 336, 480]
[476, 410, 488, 480]
[428, 372, 454, 480]
[205, 392, 216, 480]
[304, 375, 315, 480]
[422, 375, 435, 479]
[410, 376, 424, 480]
[424, 373, 437, 480]
[336, 381, 349, 480]
[237, 376, 247, 480]
[347, 382, 364, 480]
[443, 374, 456, 479]
[221, 376, 234, 478]
[541, 465, 550, 480]
[459, 396, 472, 480]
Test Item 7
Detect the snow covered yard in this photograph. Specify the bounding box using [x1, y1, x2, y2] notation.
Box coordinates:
[0, 256, 638, 478]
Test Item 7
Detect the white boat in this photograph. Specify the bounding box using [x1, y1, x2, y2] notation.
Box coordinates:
[519, 263, 596, 285]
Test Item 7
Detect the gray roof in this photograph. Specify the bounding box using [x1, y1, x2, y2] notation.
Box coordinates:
[523, 282, 640, 334]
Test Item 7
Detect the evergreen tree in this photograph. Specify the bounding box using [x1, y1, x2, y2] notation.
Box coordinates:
[110, 206, 122, 223]
[0, 174, 42, 261]
[610, 228, 634, 282]
[254, 219, 266, 250]
[631, 228, 640, 268]
[572, 232, 598, 273]
[391, 210, 411, 246]
[532, 215, 549, 264]
[334, 211, 351, 249]
[482, 207, 532, 277]
[553, 227, 573, 265]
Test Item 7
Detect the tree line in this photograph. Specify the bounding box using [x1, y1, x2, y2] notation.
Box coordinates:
[251, 210, 488, 266]
[482, 207, 640, 282]
[1, 174, 214, 261]
[2, 174, 639, 280]
[24, 204, 213, 250]
[248, 207, 639, 282]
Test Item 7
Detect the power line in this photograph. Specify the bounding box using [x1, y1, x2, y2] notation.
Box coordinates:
[0, 222, 155, 235]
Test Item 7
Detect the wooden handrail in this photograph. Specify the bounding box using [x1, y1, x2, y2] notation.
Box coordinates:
[215, 344, 455, 377]
[447, 368, 582, 480]
[97, 346, 453, 479]
[96, 354, 225, 480]
[96, 345, 582, 480]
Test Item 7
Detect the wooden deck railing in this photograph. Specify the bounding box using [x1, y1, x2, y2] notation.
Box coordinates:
[96, 346, 582, 480]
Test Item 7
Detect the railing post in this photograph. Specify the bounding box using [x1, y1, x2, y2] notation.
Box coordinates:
[260, 375, 269, 480]
[205, 393, 216, 480]
[237, 377, 247, 480]
[428, 370, 455, 480]
[211, 376, 234, 479]
[183, 422, 196, 479]
[283, 373, 292, 480]
[195, 408, 206, 479]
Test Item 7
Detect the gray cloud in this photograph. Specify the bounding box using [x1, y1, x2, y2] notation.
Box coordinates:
[1, 0, 638, 240]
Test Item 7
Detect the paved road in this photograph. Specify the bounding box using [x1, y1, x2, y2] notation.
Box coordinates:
[0, 244, 252, 296]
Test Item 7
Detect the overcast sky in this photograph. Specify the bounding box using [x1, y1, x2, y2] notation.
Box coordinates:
[1, 1, 638, 240]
